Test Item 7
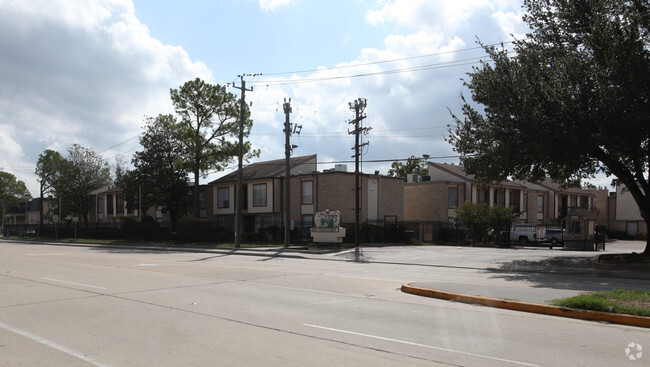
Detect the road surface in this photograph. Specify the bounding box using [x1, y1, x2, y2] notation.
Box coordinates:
[0, 240, 648, 366]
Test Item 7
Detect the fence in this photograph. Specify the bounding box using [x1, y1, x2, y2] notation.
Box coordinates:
[4, 219, 567, 246]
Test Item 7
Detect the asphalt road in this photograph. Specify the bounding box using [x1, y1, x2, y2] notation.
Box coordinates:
[0, 240, 648, 366]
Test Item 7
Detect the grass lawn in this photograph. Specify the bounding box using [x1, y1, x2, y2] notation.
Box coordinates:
[552, 289, 650, 317]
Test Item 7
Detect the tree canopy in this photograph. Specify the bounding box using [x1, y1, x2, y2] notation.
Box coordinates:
[448, 0, 650, 255]
[170, 78, 258, 217]
[118, 115, 192, 229]
[0, 171, 31, 226]
[387, 155, 428, 178]
[53, 144, 111, 224]
[35, 149, 66, 226]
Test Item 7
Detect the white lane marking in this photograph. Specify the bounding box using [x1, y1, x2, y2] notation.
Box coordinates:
[26, 253, 65, 256]
[0, 321, 112, 367]
[304, 324, 539, 367]
[42, 278, 107, 290]
[138, 263, 162, 267]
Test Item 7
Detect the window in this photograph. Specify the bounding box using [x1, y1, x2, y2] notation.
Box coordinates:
[302, 215, 313, 228]
[106, 194, 114, 215]
[199, 191, 206, 210]
[116, 194, 124, 215]
[523, 194, 528, 211]
[253, 183, 267, 207]
[217, 187, 229, 209]
[97, 197, 103, 213]
[537, 195, 544, 213]
[301, 180, 313, 205]
[448, 187, 458, 208]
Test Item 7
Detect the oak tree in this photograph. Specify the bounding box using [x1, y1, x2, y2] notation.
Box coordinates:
[448, 0, 650, 255]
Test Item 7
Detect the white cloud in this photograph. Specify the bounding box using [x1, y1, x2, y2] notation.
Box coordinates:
[258, 0, 295, 12]
[0, 0, 212, 195]
[229, 0, 529, 182]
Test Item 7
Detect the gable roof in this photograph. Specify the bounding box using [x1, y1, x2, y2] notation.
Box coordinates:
[535, 178, 595, 195]
[428, 162, 525, 189]
[210, 154, 317, 183]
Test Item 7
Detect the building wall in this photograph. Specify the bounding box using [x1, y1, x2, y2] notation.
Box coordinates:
[212, 183, 235, 216]
[375, 175, 404, 221]
[616, 185, 643, 221]
[593, 188, 610, 226]
[315, 173, 354, 223]
[285, 172, 404, 225]
[404, 181, 453, 222]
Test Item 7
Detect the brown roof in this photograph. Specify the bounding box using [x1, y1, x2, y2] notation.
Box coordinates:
[210, 154, 317, 183]
[428, 162, 525, 188]
[536, 178, 594, 195]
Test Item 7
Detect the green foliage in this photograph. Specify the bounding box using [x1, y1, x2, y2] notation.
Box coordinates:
[118, 115, 193, 229]
[35, 150, 65, 198]
[387, 155, 428, 178]
[448, 0, 650, 254]
[454, 202, 519, 246]
[552, 290, 650, 317]
[53, 144, 111, 223]
[0, 171, 31, 223]
[170, 78, 260, 217]
[487, 205, 519, 247]
[35, 150, 66, 225]
[454, 202, 490, 245]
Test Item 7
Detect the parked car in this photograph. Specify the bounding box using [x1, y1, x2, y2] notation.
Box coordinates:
[510, 224, 546, 245]
[544, 228, 565, 248]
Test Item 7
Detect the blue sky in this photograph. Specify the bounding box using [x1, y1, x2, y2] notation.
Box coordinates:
[132, 0, 388, 78]
[6, 0, 603, 197]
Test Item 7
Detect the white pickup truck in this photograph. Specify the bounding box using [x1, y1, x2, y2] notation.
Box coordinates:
[510, 224, 546, 245]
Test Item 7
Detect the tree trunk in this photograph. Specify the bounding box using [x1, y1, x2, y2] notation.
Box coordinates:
[638, 201, 650, 256]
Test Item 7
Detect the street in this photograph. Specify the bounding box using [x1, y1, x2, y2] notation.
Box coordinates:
[0, 240, 648, 366]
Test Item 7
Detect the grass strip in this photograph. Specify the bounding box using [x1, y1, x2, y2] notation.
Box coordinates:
[552, 289, 650, 317]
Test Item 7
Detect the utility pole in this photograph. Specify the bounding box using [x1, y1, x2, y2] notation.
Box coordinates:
[282, 98, 301, 248]
[348, 98, 370, 254]
[231, 74, 255, 249]
[283, 98, 292, 248]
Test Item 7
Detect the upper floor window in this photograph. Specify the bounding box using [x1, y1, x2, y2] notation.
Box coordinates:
[217, 187, 229, 209]
[537, 195, 544, 213]
[302, 180, 313, 205]
[253, 183, 267, 207]
[448, 187, 458, 209]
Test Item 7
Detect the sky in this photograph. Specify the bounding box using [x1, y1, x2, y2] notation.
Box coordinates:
[2, 0, 609, 197]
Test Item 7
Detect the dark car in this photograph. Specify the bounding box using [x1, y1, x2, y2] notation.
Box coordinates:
[544, 228, 565, 248]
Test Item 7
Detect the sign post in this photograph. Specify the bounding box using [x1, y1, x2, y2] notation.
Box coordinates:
[310, 210, 346, 246]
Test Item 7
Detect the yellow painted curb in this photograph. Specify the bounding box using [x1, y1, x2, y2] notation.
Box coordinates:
[401, 283, 650, 328]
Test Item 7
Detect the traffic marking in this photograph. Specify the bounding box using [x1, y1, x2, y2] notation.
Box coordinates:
[42, 278, 107, 290]
[304, 324, 539, 366]
[0, 321, 112, 367]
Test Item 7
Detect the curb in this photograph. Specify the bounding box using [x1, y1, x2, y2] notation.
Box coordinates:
[401, 283, 650, 329]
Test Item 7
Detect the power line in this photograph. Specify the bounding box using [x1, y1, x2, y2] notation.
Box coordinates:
[261, 41, 515, 77]
[252, 58, 496, 88]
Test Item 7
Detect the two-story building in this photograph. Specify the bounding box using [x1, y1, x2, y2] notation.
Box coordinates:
[405, 162, 603, 225]
[209, 154, 404, 234]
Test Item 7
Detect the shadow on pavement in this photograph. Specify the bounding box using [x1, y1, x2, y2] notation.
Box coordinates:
[486, 255, 650, 292]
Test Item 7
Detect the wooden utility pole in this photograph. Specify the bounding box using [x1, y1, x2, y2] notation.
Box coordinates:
[231, 75, 254, 249]
[348, 98, 370, 253]
[283, 98, 292, 248]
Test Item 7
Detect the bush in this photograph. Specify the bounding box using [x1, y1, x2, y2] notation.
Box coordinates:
[607, 230, 635, 240]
